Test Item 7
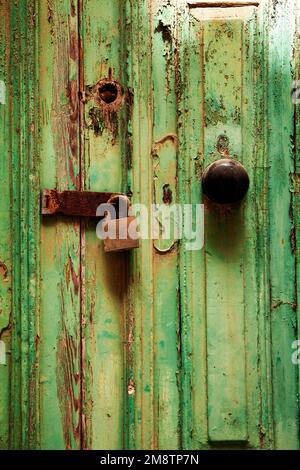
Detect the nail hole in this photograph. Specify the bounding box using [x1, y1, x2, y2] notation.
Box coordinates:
[98, 83, 118, 104]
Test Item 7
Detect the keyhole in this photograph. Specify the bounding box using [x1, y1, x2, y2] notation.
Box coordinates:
[98, 83, 118, 104]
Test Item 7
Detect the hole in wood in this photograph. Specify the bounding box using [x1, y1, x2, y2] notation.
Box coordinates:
[98, 82, 118, 104]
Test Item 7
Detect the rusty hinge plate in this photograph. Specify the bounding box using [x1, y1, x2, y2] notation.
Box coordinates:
[41, 189, 121, 217]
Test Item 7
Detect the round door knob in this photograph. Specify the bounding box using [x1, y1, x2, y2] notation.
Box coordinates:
[202, 158, 249, 204]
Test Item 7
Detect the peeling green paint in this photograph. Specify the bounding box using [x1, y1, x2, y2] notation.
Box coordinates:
[0, 0, 299, 450]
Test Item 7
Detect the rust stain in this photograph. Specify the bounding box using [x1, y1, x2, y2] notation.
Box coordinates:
[126, 87, 134, 107]
[0, 0, 10, 23]
[47, 0, 54, 37]
[271, 299, 297, 311]
[35, 334, 40, 350]
[125, 88, 134, 171]
[290, 226, 296, 254]
[0, 261, 8, 282]
[88, 78, 125, 144]
[126, 135, 133, 170]
[47, 0, 53, 24]
[153, 133, 178, 148]
[29, 2, 36, 27]
[188, 1, 260, 7]
[56, 318, 80, 449]
[217, 134, 230, 157]
[50, 2, 80, 190]
[259, 424, 265, 449]
[89, 105, 118, 141]
[89, 296, 95, 328]
[162, 183, 173, 204]
[68, 254, 80, 295]
[127, 379, 135, 396]
[289, 188, 297, 254]
[69, 30, 78, 61]
[155, 9, 175, 94]
[127, 292, 134, 367]
[66, 78, 79, 185]
[0, 322, 12, 342]
[80, 336, 88, 450]
[70, 0, 76, 18]
[80, 257, 96, 450]
[155, 20, 172, 43]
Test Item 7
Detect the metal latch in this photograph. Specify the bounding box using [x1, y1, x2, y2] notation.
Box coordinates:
[41, 189, 121, 217]
[41, 190, 139, 252]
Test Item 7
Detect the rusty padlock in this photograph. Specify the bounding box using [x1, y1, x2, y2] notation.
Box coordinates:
[101, 195, 139, 253]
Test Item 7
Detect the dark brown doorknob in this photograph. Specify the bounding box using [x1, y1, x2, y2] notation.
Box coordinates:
[202, 158, 249, 204]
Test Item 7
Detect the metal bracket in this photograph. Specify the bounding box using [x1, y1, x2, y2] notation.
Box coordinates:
[41, 189, 122, 217]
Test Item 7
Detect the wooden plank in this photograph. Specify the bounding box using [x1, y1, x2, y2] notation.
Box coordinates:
[8, 0, 40, 449]
[203, 19, 248, 443]
[152, 0, 181, 449]
[20, 0, 40, 449]
[121, 0, 136, 449]
[39, 0, 81, 449]
[81, 0, 127, 449]
[242, 6, 272, 449]
[0, 0, 298, 451]
[0, 0, 11, 450]
[268, 0, 299, 450]
[179, 4, 274, 447]
[127, 0, 155, 449]
[9, 0, 23, 448]
[0, 0, 41, 449]
[177, 6, 209, 449]
[295, 2, 300, 452]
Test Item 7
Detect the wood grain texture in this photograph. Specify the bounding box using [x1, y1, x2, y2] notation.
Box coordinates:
[0, 0, 40, 449]
[178, 0, 284, 449]
[152, 0, 181, 449]
[39, 0, 81, 449]
[295, 2, 300, 452]
[177, 7, 208, 449]
[80, 0, 127, 449]
[0, 0, 11, 450]
[202, 19, 248, 443]
[268, 0, 299, 450]
[1, 0, 300, 450]
[127, 0, 156, 449]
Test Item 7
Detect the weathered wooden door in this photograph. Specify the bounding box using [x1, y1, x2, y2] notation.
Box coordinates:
[0, 0, 300, 450]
